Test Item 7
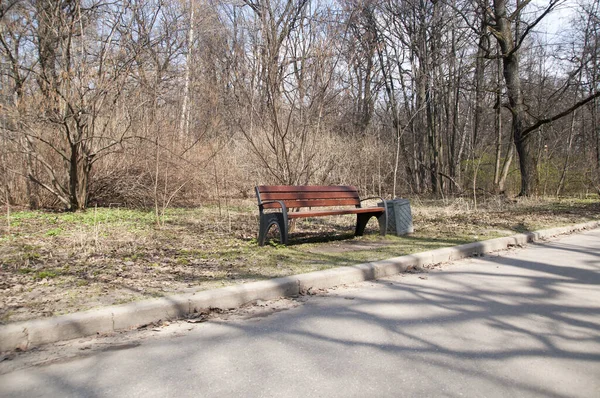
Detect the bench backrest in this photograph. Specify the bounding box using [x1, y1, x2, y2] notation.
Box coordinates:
[256, 186, 361, 209]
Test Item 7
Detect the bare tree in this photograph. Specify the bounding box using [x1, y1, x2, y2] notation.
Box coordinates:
[233, 0, 342, 185]
[488, 0, 600, 196]
[1, 0, 142, 210]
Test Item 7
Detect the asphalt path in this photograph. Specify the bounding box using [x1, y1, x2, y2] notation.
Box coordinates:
[1, 229, 599, 397]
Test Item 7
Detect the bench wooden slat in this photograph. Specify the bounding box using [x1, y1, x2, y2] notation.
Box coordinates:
[261, 198, 361, 209]
[258, 185, 357, 193]
[287, 207, 384, 218]
[259, 191, 360, 201]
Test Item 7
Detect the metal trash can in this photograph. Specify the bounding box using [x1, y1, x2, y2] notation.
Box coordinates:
[379, 198, 413, 236]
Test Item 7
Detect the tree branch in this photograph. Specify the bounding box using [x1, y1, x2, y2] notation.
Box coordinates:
[509, 0, 561, 57]
[522, 91, 600, 137]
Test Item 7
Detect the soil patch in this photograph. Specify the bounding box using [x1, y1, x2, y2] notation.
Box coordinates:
[308, 240, 392, 253]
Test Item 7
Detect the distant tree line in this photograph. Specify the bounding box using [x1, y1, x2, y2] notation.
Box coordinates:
[1, 0, 599, 210]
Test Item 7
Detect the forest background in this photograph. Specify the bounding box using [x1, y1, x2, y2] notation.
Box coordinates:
[3, 0, 600, 325]
[1, 0, 600, 211]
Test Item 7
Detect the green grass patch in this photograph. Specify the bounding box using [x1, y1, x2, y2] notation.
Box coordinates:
[34, 270, 58, 280]
[45, 228, 63, 237]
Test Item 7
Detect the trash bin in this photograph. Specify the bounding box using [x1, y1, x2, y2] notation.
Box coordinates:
[379, 198, 413, 236]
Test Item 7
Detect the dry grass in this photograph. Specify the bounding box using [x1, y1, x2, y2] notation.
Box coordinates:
[0, 197, 598, 324]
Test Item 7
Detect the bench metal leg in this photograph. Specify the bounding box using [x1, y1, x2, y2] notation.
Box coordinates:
[258, 212, 288, 246]
[355, 213, 388, 237]
[377, 212, 387, 236]
[355, 213, 371, 236]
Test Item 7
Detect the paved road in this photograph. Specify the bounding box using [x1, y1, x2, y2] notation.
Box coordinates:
[1, 230, 600, 397]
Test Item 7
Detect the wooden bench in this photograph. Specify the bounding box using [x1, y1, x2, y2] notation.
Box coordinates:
[255, 185, 387, 246]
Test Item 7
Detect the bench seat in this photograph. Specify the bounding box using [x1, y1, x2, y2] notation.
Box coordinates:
[287, 207, 385, 219]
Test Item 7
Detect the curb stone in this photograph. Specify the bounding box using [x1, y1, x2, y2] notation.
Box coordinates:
[1, 220, 599, 352]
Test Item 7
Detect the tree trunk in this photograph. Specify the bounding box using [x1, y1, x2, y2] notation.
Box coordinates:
[179, 0, 194, 140]
[514, 129, 537, 195]
[494, 54, 502, 186]
[493, 0, 538, 196]
[22, 137, 40, 209]
[473, 11, 488, 152]
[498, 143, 514, 193]
[594, 98, 599, 179]
[556, 111, 576, 196]
[68, 142, 91, 211]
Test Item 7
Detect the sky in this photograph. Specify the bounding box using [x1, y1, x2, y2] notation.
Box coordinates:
[534, 0, 577, 39]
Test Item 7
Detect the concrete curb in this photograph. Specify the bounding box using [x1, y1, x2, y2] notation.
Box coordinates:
[2, 220, 599, 352]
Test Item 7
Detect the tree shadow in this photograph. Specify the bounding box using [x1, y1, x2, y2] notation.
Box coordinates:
[3, 231, 599, 397]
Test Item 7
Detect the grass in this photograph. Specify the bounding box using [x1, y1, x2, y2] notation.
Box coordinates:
[0, 196, 598, 324]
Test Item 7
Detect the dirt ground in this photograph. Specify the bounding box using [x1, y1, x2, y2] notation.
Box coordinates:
[1, 197, 598, 325]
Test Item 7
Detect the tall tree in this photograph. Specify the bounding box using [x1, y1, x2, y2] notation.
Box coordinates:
[489, 0, 600, 196]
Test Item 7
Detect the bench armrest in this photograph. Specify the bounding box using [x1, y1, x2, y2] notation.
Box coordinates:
[258, 200, 288, 215]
